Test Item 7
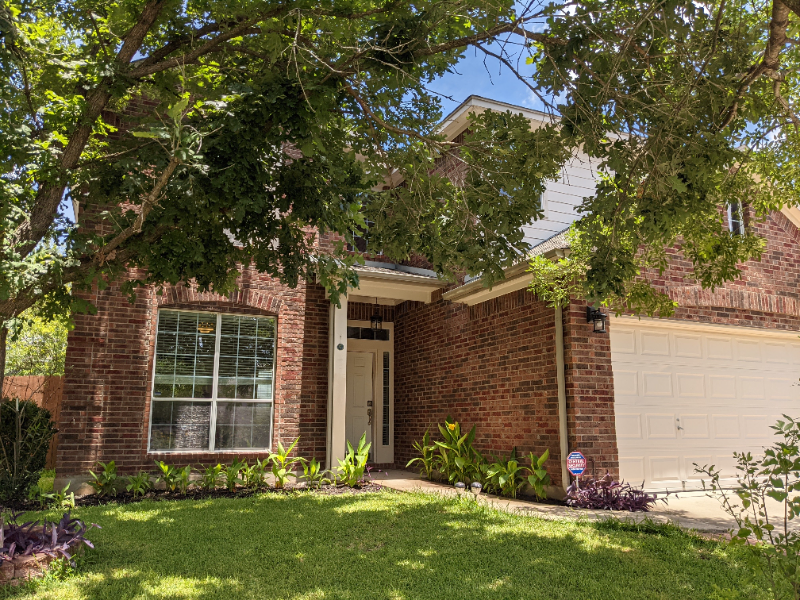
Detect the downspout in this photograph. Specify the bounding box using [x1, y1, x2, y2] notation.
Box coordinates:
[554, 304, 570, 495]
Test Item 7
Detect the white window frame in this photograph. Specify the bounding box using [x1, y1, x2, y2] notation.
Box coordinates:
[728, 202, 745, 235]
[147, 308, 277, 454]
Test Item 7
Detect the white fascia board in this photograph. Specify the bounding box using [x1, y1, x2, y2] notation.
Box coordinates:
[781, 205, 800, 230]
[442, 249, 567, 306]
[438, 95, 553, 141]
[353, 277, 439, 303]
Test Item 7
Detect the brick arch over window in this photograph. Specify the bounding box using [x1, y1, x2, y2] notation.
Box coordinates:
[154, 285, 283, 315]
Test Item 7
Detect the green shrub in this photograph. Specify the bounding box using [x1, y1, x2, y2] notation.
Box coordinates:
[485, 449, 526, 498]
[223, 458, 246, 491]
[406, 429, 436, 480]
[199, 464, 223, 491]
[126, 472, 153, 498]
[336, 433, 371, 487]
[0, 397, 58, 502]
[154, 460, 180, 492]
[697, 415, 800, 600]
[432, 418, 485, 486]
[525, 450, 551, 499]
[268, 438, 304, 489]
[408, 419, 552, 500]
[300, 457, 326, 489]
[176, 465, 192, 494]
[88, 461, 119, 496]
[243, 459, 267, 489]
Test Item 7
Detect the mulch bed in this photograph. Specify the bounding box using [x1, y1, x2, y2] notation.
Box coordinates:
[1, 482, 387, 512]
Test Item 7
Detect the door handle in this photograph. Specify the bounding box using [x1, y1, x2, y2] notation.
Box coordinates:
[676, 417, 683, 431]
[368, 408, 373, 426]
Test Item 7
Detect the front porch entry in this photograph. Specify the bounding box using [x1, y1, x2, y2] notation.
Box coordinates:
[325, 263, 442, 469]
[345, 321, 394, 463]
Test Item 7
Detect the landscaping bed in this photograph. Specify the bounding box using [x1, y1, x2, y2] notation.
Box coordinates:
[1, 481, 385, 512]
[0, 490, 767, 600]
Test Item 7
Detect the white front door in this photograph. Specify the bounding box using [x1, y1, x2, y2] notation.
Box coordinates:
[346, 352, 373, 456]
[612, 318, 800, 491]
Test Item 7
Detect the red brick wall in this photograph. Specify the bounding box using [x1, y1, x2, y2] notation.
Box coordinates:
[393, 289, 566, 485]
[563, 302, 618, 478]
[655, 210, 800, 330]
[59, 269, 329, 475]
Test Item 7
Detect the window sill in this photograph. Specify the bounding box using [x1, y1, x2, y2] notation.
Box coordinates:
[147, 449, 272, 455]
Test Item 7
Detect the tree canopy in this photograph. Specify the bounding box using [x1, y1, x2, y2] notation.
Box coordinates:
[525, 0, 800, 313]
[0, 0, 565, 334]
[1, 0, 799, 362]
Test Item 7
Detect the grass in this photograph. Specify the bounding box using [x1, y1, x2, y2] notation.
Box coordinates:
[2, 490, 766, 600]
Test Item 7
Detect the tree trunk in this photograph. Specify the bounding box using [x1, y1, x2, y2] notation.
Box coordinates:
[0, 324, 6, 399]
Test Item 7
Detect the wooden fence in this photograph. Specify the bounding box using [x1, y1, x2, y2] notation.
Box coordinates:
[3, 376, 64, 469]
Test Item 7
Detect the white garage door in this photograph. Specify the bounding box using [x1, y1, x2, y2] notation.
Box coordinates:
[611, 317, 800, 491]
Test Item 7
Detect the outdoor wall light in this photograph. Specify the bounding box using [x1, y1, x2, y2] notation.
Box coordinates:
[197, 321, 215, 334]
[370, 297, 383, 331]
[586, 307, 607, 334]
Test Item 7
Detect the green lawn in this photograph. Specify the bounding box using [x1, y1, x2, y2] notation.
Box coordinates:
[3, 490, 765, 600]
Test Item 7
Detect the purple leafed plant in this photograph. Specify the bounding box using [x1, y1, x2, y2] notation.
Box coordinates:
[0, 512, 100, 566]
[565, 473, 659, 512]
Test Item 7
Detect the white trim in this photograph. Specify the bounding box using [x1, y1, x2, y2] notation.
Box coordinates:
[347, 320, 394, 464]
[612, 314, 800, 340]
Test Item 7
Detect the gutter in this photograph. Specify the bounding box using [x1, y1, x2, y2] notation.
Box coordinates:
[554, 305, 570, 495]
[442, 248, 568, 304]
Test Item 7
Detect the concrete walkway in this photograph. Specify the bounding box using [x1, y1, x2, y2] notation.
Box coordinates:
[371, 469, 746, 534]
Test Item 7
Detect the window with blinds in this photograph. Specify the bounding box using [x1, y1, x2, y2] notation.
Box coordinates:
[149, 310, 276, 452]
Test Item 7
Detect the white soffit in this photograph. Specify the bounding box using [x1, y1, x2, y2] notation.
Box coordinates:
[781, 205, 800, 230]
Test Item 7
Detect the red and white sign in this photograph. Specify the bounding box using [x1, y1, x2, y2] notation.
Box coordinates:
[567, 451, 587, 476]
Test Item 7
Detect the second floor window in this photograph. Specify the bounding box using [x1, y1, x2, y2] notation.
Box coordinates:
[347, 220, 382, 255]
[728, 202, 745, 235]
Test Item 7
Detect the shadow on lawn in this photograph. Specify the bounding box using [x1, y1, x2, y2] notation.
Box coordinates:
[3, 492, 765, 600]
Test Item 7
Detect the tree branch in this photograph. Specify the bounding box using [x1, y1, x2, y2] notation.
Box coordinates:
[11, 0, 170, 259]
[95, 156, 181, 264]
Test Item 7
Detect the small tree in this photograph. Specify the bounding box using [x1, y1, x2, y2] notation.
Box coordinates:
[5, 311, 70, 378]
[696, 415, 800, 600]
[0, 398, 58, 503]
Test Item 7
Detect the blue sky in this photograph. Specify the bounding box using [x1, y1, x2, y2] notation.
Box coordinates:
[430, 48, 544, 116]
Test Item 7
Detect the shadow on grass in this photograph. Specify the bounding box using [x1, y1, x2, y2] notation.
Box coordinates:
[1, 491, 766, 600]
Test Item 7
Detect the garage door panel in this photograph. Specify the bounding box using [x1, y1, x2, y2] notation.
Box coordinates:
[769, 378, 799, 402]
[649, 456, 681, 485]
[739, 376, 766, 399]
[711, 414, 740, 439]
[678, 414, 709, 439]
[676, 373, 705, 397]
[611, 329, 636, 354]
[736, 340, 762, 362]
[612, 319, 800, 491]
[675, 334, 703, 358]
[743, 415, 771, 439]
[707, 337, 734, 360]
[619, 456, 645, 484]
[643, 372, 673, 396]
[616, 413, 642, 439]
[646, 414, 677, 439]
[641, 331, 670, 355]
[613, 370, 639, 395]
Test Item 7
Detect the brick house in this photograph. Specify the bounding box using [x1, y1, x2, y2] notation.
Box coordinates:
[57, 96, 800, 493]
